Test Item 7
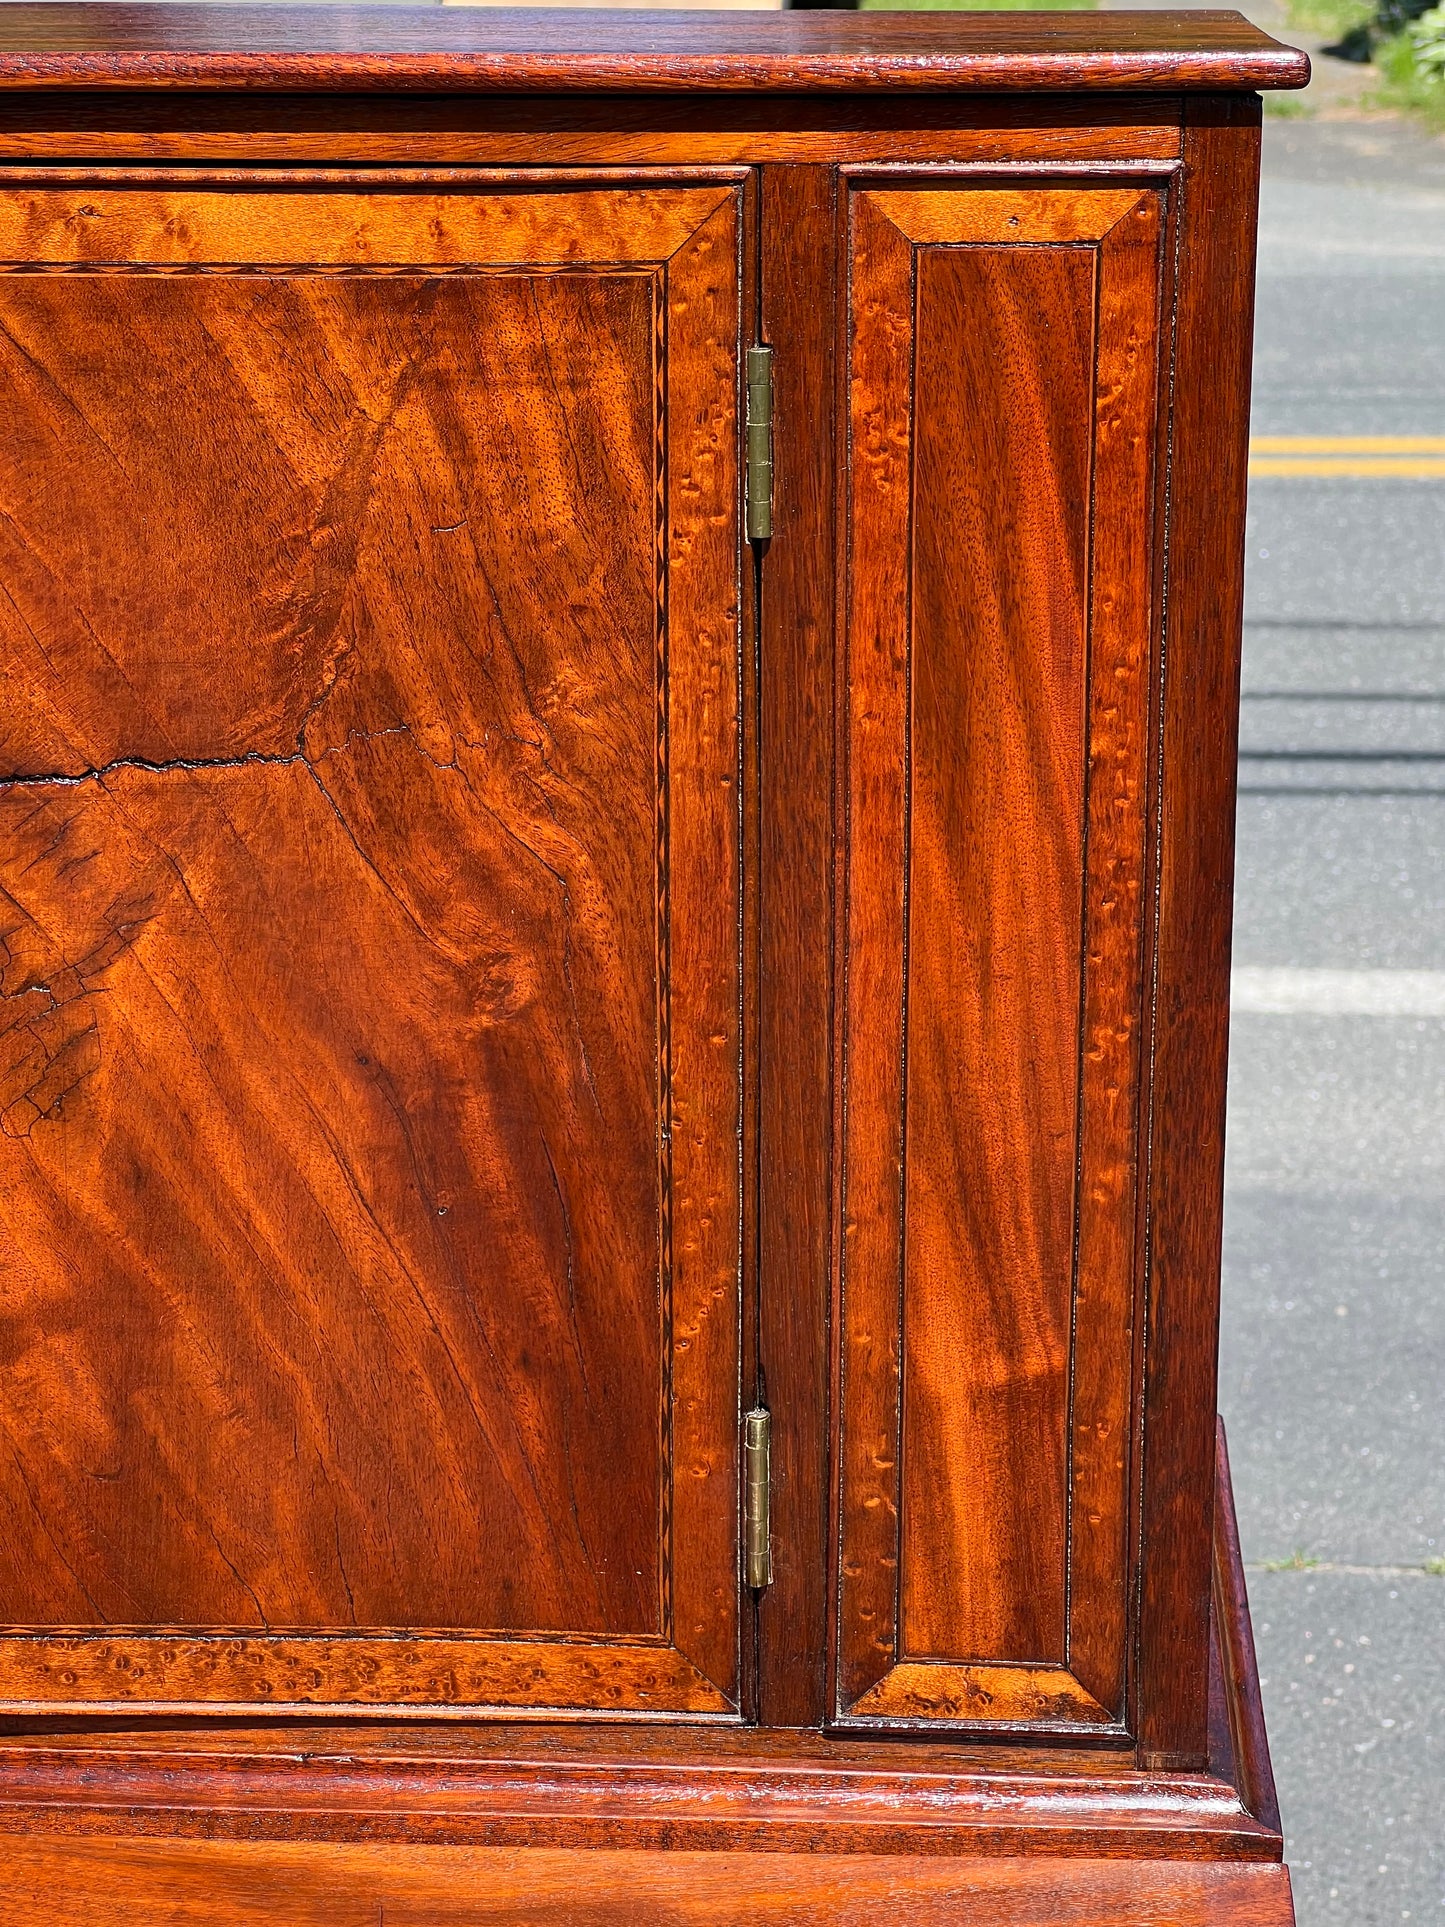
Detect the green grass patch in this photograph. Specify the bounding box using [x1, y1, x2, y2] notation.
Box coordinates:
[1424, 1555, 1445, 1576]
[1280, 0, 1445, 130]
[1281, 0, 1374, 37]
[1259, 1550, 1323, 1572]
[1375, 23, 1445, 129]
[860, 0, 1097, 12]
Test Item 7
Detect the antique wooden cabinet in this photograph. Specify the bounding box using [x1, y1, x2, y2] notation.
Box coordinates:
[0, 7, 1309, 1920]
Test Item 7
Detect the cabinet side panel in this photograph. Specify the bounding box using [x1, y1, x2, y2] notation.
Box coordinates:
[900, 246, 1093, 1666]
[1137, 100, 1260, 1768]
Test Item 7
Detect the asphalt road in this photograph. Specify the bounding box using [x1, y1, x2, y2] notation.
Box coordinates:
[1222, 115, 1445, 1927]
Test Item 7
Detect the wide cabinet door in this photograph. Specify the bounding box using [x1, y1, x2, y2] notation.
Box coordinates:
[835, 180, 1164, 1735]
[0, 176, 746, 1719]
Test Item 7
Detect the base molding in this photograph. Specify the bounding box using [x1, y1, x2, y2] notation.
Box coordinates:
[3, 1837, 1296, 1926]
[0, 1427, 1291, 1919]
[0, 1737, 1276, 1859]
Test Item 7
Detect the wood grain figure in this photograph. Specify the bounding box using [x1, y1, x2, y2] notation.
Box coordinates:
[0, 9, 1305, 1916]
[0, 176, 745, 1717]
[835, 182, 1161, 1735]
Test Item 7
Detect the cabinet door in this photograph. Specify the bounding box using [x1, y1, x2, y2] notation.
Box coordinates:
[0, 178, 745, 1719]
[835, 182, 1163, 1734]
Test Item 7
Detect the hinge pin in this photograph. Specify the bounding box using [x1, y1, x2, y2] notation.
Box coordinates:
[745, 345, 774, 543]
[744, 1406, 772, 1590]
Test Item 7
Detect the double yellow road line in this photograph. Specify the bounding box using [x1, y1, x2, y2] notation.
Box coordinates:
[1249, 436, 1445, 478]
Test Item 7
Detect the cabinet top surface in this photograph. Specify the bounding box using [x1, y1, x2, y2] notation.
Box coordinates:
[0, 5, 1309, 93]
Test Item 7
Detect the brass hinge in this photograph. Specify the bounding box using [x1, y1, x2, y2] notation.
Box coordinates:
[745, 345, 774, 543]
[744, 1406, 772, 1590]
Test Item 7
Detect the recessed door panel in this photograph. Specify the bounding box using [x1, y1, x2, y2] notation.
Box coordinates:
[837, 182, 1163, 1734]
[0, 180, 745, 1718]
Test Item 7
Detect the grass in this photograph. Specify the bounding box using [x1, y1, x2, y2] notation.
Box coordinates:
[1256, 1554, 1445, 1575]
[1375, 23, 1445, 130]
[1281, 0, 1374, 36]
[860, 0, 1097, 11]
[1279, 0, 1445, 130]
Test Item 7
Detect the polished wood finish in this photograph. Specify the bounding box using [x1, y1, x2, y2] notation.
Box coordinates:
[0, 173, 747, 1719]
[0, 1841, 1296, 1927]
[0, 92, 1188, 165]
[836, 181, 1160, 1737]
[1137, 93, 1263, 1771]
[756, 161, 836, 1733]
[0, 14, 1301, 1915]
[0, 8, 1310, 95]
[1214, 1419, 1282, 1838]
[0, 1447, 1282, 1866]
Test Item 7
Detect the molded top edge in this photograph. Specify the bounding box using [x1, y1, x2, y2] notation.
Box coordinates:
[0, 6, 1312, 94]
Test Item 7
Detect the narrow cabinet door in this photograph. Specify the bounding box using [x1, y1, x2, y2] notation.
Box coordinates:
[835, 181, 1164, 1734]
[0, 177, 746, 1719]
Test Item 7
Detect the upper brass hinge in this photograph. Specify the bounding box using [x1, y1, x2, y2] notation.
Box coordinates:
[745, 345, 774, 543]
[744, 1406, 772, 1590]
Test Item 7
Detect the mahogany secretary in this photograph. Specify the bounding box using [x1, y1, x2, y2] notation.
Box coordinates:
[0, 8, 1308, 1919]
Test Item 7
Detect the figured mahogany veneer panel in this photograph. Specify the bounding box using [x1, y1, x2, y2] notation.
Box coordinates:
[903, 240, 1094, 1667]
[837, 181, 1162, 1732]
[0, 179, 744, 1717]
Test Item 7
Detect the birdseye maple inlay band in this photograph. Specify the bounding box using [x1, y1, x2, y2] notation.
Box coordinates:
[0, 178, 746, 1717]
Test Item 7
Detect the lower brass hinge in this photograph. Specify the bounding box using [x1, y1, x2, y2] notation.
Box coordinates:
[745, 345, 774, 543]
[744, 1407, 772, 1590]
